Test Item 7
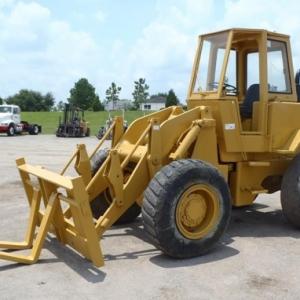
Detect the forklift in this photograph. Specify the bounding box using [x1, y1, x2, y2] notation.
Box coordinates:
[56, 104, 90, 137]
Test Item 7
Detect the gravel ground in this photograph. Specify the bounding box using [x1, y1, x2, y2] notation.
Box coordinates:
[0, 135, 299, 300]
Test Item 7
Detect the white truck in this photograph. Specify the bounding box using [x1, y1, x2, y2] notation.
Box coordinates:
[0, 104, 41, 136]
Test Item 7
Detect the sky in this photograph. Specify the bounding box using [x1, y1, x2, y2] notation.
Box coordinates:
[0, 0, 300, 103]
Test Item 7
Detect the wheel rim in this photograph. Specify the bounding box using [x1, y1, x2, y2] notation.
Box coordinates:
[34, 126, 38, 133]
[176, 184, 220, 240]
[9, 127, 14, 135]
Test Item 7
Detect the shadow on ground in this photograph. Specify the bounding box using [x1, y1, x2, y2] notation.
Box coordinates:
[103, 218, 239, 269]
[103, 202, 300, 269]
[0, 202, 299, 279]
[0, 237, 106, 283]
[228, 203, 300, 239]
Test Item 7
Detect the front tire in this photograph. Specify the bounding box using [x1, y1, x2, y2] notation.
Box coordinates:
[142, 159, 231, 258]
[7, 125, 15, 136]
[281, 155, 300, 228]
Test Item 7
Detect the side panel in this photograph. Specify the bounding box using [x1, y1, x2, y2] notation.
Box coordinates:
[189, 99, 273, 156]
[268, 102, 300, 151]
[218, 101, 244, 152]
[230, 160, 290, 206]
[189, 99, 244, 153]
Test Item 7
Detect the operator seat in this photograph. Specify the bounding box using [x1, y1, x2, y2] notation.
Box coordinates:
[240, 84, 260, 118]
[296, 85, 300, 101]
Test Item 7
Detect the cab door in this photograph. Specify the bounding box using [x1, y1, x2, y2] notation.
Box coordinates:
[267, 38, 299, 151]
[12, 107, 20, 124]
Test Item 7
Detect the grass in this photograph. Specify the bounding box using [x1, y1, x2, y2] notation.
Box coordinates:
[21, 110, 149, 135]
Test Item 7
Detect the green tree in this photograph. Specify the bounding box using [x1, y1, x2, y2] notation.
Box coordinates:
[44, 92, 55, 110]
[68, 78, 99, 110]
[150, 92, 168, 99]
[92, 96, 104, 111]
[0, 97, 3, 105]
[105, 82, 122, 110]
[132, 78, 149, 109]
[56, 100, 65, 111]
[6, 89, 55, 111]
[165, 89, 179, 107]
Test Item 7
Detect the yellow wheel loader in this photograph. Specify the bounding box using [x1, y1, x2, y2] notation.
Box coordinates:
[1, 28, 300, 267]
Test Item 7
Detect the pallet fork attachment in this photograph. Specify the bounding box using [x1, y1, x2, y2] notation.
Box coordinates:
[0, 116, 126, 266]
[0, 158, 104, 266]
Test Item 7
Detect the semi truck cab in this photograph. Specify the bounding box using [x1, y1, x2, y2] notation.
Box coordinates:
[0, 104, 41, 136]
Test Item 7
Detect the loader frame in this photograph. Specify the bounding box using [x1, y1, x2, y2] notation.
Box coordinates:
[1, 28, 300, 267]
[0, 107, 225, 265]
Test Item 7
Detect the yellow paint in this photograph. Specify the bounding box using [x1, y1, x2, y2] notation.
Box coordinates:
[175, 184, 220, 239]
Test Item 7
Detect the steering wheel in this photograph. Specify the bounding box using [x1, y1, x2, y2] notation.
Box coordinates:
[209, 82, 237, 94]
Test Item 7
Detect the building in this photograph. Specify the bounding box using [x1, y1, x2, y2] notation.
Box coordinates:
[140, 95, 166, 111]
[104, 99, 133, 111]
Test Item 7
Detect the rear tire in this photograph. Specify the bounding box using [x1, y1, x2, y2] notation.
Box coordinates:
[29, 125, 39, 135]
[281, 155, 300, 228]
[90, 149, 141, 224]
[142, 159, 231, 258]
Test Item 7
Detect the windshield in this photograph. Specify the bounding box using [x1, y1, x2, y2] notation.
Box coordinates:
[0, 106, 12, 113]
[193, 32, 228, 93]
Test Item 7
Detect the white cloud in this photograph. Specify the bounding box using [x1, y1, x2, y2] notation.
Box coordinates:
[220, 0, 300, 69]
[119, 0, 300, 101]
[94, 10, 106, 23]
[0, 2, 51, 52]
[0, 1, 102, 101]
[124, 22, 192, 100]
[1, 0, 300, 103]
[0, 0, 15, 8]
[118, 0, 215, 101]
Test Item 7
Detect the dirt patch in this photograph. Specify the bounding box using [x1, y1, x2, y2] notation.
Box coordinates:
[247, 273, 279, 289]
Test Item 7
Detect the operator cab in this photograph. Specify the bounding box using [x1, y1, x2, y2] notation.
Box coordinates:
[188, 28, 297, 133]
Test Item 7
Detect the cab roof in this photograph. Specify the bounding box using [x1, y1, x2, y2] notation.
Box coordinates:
[0, 104, 19, 108]
[200, 28, 289, 39]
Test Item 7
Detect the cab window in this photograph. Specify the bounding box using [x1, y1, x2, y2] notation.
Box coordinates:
[193, 32, 228, 92]
[267, 40, 291, 93]
[247, 52, 259, 88]
[224, 49, 237, 95]
[0, 106, 12, 113]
